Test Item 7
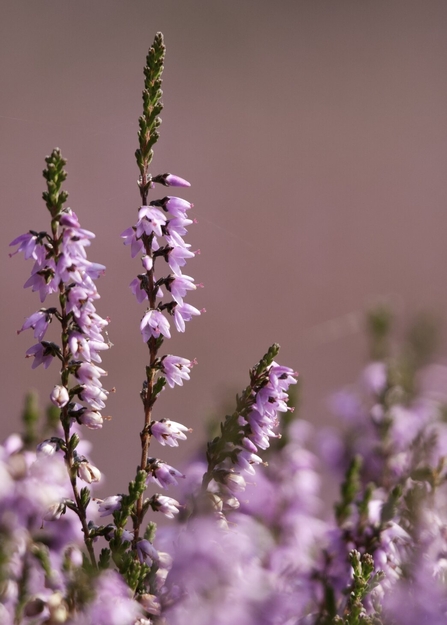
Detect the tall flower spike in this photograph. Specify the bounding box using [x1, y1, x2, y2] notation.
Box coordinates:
[10, 149, 111, 568]
[119, 34, 200, 555]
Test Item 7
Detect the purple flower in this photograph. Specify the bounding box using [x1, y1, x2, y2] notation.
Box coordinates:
[59, 210, 80, 228]
[166, 243, 195, 275]
[25, 342, 56, 369]
[129, 277, 148, 303]
[150, 419, 191, 447]
[66, 284, 100, 314]
[79, 385, 108, 411]
[136, 539, 159, 564]
[96, 495, 122, 517]
[166, 273, 197, 305]
[173, 302, 202, 333]
[159, 196, 193, 218]
[216, 470, 247, 494]
[140, 309, 171, 341]
[136, 205, 167, 239]
[165, 217, 193, 245]
[161, 355, 195, 388]
[69, 333, 109, 363]
[18, 309, 52, 341]
[23, 260, 57, 302]
[121, 226, 143, 258]
[235, 450, 264, 476]
[146, 459, 185, 489]
[76, 309, 109, 341]
[75, 362, 107, 386]
[150, 494, 181, 518]
[9, 232, 46, 262]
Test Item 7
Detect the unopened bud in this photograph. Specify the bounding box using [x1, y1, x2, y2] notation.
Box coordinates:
[50, 385, 69, 408]
[77, 461, 101, 484]
[79, 410, 103, 430]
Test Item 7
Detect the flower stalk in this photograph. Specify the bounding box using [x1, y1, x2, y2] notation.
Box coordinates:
[11, 148, 111, 568]
[123, 33, 199, 548]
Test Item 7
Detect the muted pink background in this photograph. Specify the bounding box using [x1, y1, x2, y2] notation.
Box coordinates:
[2, 1, 447, 497]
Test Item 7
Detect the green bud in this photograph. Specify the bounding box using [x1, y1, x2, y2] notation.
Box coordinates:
[68, 432, 80, 452]
[80, 487, 91, 510]
[42, 148, 69, 217]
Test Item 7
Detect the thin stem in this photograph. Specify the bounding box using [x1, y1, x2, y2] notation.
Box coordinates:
[140, 171, 150, 206]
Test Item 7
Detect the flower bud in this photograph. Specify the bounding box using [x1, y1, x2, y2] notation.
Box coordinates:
[37, 439, 60, 456]
[50, 385, 69, 408]
[77, 461, 101, 483]
[44, 502, 65, 521]
[79, 410, 103, 430]
[142, 255, 153, 271]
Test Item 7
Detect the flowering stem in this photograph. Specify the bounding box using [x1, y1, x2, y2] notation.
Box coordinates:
[132, 34, 166, 547]
[201, 344, 281, 497]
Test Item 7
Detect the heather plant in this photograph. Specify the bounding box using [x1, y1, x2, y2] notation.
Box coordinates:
[3, 31, 447, 625]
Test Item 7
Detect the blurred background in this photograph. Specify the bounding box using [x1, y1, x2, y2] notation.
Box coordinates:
[2, 0, 447, 497]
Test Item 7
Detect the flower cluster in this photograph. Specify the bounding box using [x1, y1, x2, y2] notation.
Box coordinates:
[152, 323, 447, 625]
[11, 162, 110, 438]
[122, 194, 201, 335]
[10, 150, 109, 568]
[117, 179, 200, 539]
[200, 344, 298, 521]
[0, 432, 146, 625]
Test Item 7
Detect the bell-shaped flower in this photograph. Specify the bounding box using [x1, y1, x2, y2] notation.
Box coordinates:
[18, 309, 52, 341]
[121, 226, 144, 258]
[140, 309, 171, 342]
[173, 302, 201, 333]
[166, 242, 195, 275]
[146, 458, 185, 489]
[136, 206, 166, 239]
[150, 419, 191, 447]
[149, 494, 181, 518]
[166, 273, 196, 305]
[25, 342, 57, 369]
[136, 539, 159, 564]
[161, 355, 195, 388]
[97, 495, 122, 517]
